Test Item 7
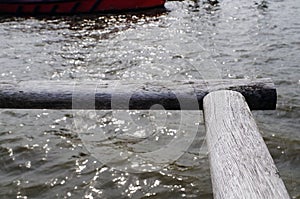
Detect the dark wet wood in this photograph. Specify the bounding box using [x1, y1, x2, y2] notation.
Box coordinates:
[0, 78, 276, 110]
[203, 90, 289, 199]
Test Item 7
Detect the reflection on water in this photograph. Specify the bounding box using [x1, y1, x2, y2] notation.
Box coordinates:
[74, 109, 203, 174]
[0, 109, 209, 198]
[0, 0, 299, 198]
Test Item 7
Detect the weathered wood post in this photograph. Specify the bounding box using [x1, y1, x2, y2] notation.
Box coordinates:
[203, 90, 290, 199]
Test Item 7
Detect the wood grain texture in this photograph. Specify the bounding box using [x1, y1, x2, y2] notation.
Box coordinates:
[203, 90, 290, 199]
[0, 78, 276, 110]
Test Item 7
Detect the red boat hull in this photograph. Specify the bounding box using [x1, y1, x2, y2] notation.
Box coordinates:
[0, 0, 166, 15]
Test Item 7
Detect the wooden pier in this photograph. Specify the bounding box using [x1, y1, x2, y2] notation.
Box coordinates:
[0, 78, 290, 198]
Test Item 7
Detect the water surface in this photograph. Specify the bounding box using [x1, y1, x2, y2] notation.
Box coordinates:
[0, 0, 299, 198]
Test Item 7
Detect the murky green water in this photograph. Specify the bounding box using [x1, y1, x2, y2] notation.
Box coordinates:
[0, 0, 299, 198]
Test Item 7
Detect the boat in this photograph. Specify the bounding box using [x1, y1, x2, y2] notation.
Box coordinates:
[0, 0, 166, 15]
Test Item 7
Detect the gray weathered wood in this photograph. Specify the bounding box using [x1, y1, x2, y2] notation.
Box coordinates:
[0, 78, 276, 110]
[203, 90, 290, 199]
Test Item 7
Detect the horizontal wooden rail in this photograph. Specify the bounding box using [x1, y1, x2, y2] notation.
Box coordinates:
[203, 90, 289, 199]
[0, 78, 276, 110]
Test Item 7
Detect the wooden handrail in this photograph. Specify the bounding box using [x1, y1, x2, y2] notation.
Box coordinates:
[0, 78, 290, 198]
[0, 78, 276, 110]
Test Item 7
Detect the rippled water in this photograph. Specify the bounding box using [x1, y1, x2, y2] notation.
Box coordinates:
[0, 0, 299, 198]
